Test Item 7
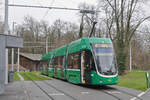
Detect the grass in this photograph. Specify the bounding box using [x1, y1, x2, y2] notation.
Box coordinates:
[13, 72, 20, 81]
[16, 71, 149, 91]
[118, 70, 148, 91]
[19, 72, 52, 81]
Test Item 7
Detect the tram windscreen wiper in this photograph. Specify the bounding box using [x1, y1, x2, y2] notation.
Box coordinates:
[106, 70, 114, 75]
[102, 71, 113, 75]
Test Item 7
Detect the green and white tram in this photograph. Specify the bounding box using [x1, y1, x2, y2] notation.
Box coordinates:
[41, 38, 118, 85]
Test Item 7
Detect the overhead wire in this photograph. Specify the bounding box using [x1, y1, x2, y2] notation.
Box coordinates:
[42, 0, 55, 19]
[8, 4, 100, 12]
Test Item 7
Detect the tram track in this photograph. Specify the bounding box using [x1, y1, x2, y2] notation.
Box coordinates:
[114, 88, 143, 100]
[99, 86, 143, 100]
[42, 80, 77, 100]
[51, 79, 128, 100]
[23, 73, 143, 100]
[78, 85, 122, 100]
[43, 77, 143, 100]
[23, 73, 55, 100]
[24, 73, 78, 100]
[101, 90, 121, 100]
[79, 84, 143, 100]
[37, 74, 78, 100]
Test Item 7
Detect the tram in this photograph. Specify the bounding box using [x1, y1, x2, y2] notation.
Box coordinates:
[41, 38, 118, 85]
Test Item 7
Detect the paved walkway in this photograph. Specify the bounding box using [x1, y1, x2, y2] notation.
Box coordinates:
[0, 82, 26, 100]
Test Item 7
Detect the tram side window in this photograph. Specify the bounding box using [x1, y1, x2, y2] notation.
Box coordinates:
[58, 57, 60, 68]
[72, 53, 80, 69]
[67, 54, 73, 69]
[49, 58, 53, 68]
[43, 60, 47, 70]
[67, 52, 80, 69]
[46, 60, 49, 69]
[62, 56, 65, 67]
[58, 56, 64, 68]
[54, 57, 58, 68]
[60, 56, 64, 68]
[40, 62, 43, 70]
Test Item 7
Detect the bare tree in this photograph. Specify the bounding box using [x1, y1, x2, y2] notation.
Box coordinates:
[0, 2, 3, 34]
[0, 20, 3, 34]
[15, 16, 79, 53]
[50, 19, 79, 47]
[63, 22, 79, 43]
[131, 33, 150, 70]
[98, 0, 150, 74]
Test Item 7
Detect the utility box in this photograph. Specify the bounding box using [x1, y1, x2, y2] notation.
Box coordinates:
[8, 71, 14, 82]
[0, 34, 23, 94]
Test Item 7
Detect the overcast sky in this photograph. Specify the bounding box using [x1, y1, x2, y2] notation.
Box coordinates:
[1, 0, 150, 29]
[1, 0, 97, 28]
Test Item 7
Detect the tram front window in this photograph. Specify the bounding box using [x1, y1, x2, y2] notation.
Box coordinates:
[92, 43, 117, 75]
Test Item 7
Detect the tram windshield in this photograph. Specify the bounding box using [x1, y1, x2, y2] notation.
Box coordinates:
[92, 43, 117, 75]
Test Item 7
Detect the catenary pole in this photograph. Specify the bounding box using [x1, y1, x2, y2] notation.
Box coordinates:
[4, 0, 9, 84]
[11, 22, 15, 71]
[11, 49, 14, 71]
[46, 36, 48, 53]
[17, 48, 20, 72]
[129, 41, 132, 71]
[17, 27, 20, 72]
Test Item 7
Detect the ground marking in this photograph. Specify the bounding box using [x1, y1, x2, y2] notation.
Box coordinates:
[106, 91, 121, 94]
[17, 73, 24, 81]
[81, 92, 89, 94]
[49, 93, 65, 96]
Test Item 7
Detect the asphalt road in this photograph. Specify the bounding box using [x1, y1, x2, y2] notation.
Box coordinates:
[0, 79, 149, 100]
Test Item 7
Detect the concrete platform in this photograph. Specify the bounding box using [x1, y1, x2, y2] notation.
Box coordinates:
[0, 81, 26, 100]
[0, 34, 23, 94]
[0, 79, 148, 100]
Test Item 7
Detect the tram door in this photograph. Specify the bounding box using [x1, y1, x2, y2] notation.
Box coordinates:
[61, 56, 65, 78]
[81, 51, 91, 84]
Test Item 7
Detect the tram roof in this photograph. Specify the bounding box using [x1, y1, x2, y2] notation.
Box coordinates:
[41, 53, 48, 60]
[41, 38, 112, 60]
[67, 37, 112, 54]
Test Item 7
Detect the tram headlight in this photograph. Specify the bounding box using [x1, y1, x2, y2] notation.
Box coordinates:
[99, 79, 102, 83]
[108, 79, 111, 82]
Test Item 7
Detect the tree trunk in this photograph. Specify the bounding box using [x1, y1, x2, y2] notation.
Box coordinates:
[79, 14, 84, 38]
[116, 39, 129, 75]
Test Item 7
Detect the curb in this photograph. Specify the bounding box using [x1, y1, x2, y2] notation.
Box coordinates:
[17, 73, 24, 81]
